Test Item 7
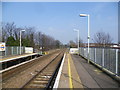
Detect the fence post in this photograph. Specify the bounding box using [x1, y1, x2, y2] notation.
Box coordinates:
[90, 48, 91, 60]
[79, 47, 81, 55]
[5, 49, 6, 56]
[102, 48, 104, 68]
[21, 47, 22, 54]
[17, 47, 18, 55]
[95, 48, 96, 63]
[115, 49, 118, 76]
[12, 47, 13, 55]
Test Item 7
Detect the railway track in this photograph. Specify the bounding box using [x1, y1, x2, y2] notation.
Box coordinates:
[2, 50, 61, 81]
[2, 49, 65, 88]
[21, 51, 64, 89]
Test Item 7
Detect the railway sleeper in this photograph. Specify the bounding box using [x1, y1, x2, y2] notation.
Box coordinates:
[41, 74, 53, 76]
[41, 72, 53, 74]
[22, 51, 64, 89]
[43, 71, 53, 73]
[38, 75, 51, 79]
[43, 70, 54, 73]
[29, 84, 46, 88]
[32, 81, 48, 84]
[35, 78, 49, 81]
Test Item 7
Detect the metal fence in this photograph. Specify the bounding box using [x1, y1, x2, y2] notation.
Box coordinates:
[79, 47, 120, 76]
[0, 46, 25, 57]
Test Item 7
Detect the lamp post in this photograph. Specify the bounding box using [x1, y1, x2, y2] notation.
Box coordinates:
[80, 14, 90, 63]
[20, 30, 25, 55]
[74, 29, 80, 55]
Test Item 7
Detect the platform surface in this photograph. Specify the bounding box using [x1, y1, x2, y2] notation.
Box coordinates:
[58, 53, 83, 88]
[72, 55, 120, 88]
[57, 53, 120, 89]
[0, 53, 38, 62]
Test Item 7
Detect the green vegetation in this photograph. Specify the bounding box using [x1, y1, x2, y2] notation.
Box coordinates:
[2, 22, 63, 51]
[6, 36, 19, 46]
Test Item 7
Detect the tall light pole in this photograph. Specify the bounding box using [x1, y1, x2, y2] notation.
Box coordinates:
[73, 29, 80, 55]
[20, 30, 25, 55]
[80, 14, 90, 63]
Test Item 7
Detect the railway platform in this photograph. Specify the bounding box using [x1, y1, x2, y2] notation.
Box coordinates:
[57, 53, 83, 88]
[0, 53, 38, 62]
[0, 53, 41, 70]
[54, 53, 120, 89]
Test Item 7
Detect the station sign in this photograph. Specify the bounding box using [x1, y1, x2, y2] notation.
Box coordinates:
[0, 42, 6, 51]
[69, 48, 78, 54]
[25, 47, 33, 53]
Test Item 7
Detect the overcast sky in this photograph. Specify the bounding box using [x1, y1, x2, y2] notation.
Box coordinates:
[2, 2, 118, 44]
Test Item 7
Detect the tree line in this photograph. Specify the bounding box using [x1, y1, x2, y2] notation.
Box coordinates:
[2, 22, 62, 51]
[68, 31, 114, 48]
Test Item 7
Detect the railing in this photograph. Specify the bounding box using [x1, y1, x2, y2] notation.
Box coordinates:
[79, 47, 120, 76]
[0, 46, 25, 57]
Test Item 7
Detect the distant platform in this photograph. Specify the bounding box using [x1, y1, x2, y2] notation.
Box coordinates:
[0, 53, 38, 62]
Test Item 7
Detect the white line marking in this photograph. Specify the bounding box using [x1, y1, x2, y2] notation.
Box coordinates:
[53, 53, 66, 89]
[0, 57, 37, 73]
[0, 53, 38, 63]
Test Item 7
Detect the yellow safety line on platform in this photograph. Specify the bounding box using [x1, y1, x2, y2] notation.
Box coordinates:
[69, 54, 84, 89]
[68, 54, 73, 89]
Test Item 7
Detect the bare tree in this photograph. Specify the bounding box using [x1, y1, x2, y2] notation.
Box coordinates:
[13, 27, 23, 40]
[2, 27, 7, 42]
[94, 31, 113, 47]
[75, 38, 83, 47]
[5, 22, 16, 37]
[2, 22, 17, 42]
[2, 22, 63, 51]
[24, 27, 36, 47]
[105, 33, 113, 44]
[69, 40, 77, 48]
[34, 31, 42, 49]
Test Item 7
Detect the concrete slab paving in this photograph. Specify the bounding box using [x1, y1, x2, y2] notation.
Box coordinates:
[58, 53, 69, 88]
[58, 53, 83, 89]
[71, 54, 120, 89]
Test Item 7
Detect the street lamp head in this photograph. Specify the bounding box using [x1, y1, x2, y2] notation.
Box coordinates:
[73, 29, 79, 32]
[80, 14, 88, 17]
[21, 30, 25, 32]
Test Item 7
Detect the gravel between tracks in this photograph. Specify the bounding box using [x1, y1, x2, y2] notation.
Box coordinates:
[2, 50, 61, 88]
